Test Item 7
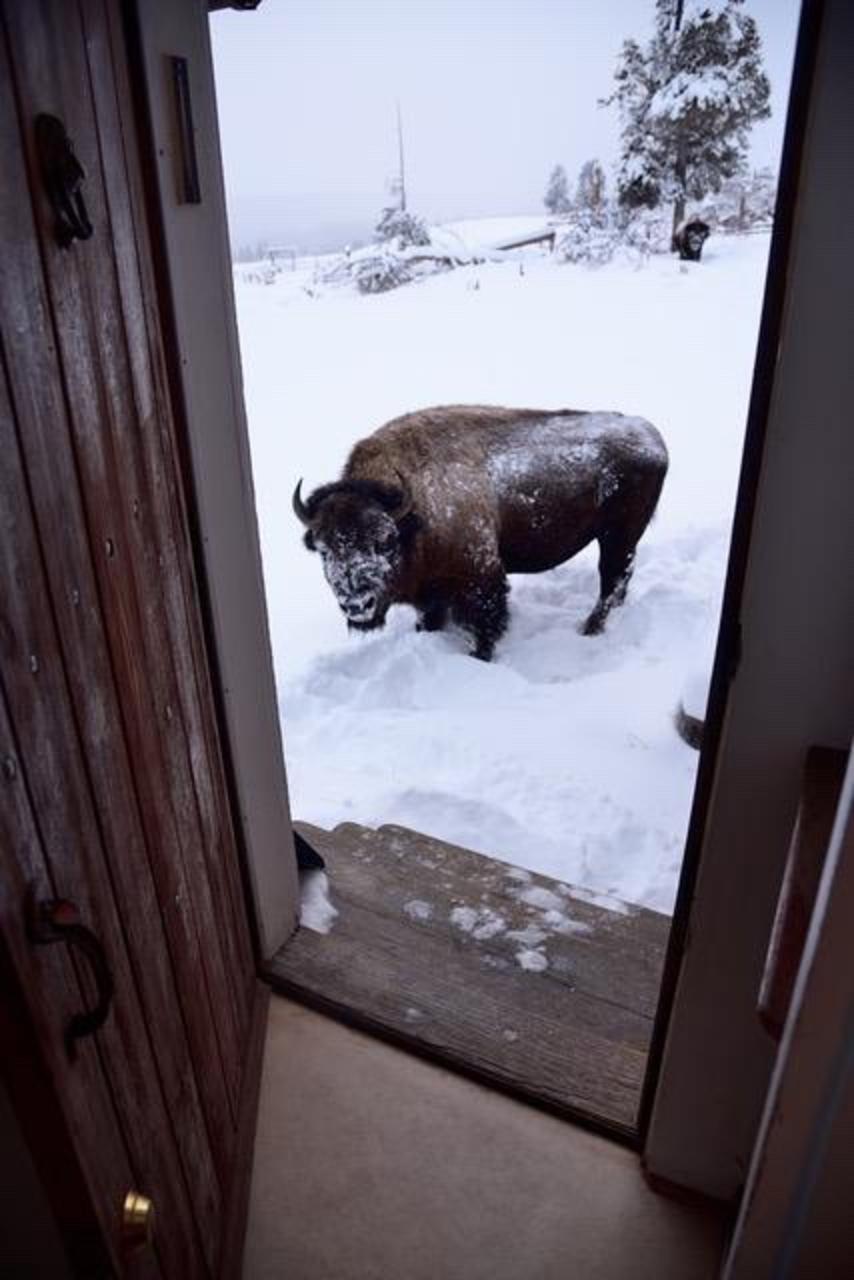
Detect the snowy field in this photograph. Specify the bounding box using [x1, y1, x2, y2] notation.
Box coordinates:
[235, 227, 771, 914]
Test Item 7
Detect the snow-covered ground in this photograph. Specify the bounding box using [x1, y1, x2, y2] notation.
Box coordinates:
[234, 226, 770, 914]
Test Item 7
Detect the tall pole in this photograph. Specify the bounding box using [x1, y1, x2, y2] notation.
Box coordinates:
[396, 100, 407, 212]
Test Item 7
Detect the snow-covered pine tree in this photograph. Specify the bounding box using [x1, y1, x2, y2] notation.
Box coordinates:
[544, 164, 571, 216]
[696, 164, 776, 229]
[575, 159, 608, 223]
[743, 164, 777, 224]
[374, 205, 430, 249]
[606, 0, 771, 249]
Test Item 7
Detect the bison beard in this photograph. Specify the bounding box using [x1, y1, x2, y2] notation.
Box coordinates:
[294, 405, 668, 661]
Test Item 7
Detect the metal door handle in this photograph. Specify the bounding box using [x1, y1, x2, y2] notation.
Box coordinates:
[35, 114, 94, 249]
[29, 896, 114, 1057]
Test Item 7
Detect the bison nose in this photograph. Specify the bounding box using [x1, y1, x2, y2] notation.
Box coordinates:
[342, 592, 376, 619]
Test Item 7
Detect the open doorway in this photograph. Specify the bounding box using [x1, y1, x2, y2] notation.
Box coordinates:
[209, 0, 801, 1135]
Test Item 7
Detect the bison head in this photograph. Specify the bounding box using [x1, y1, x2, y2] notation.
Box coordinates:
[293, 477, 416, 631]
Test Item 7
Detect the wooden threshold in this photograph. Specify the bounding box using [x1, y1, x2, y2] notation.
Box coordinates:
[265, 821, 670, 1140]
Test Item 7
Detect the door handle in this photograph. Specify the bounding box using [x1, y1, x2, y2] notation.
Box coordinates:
[29, 896, 114, 1058]
[35, 114, 94, 249]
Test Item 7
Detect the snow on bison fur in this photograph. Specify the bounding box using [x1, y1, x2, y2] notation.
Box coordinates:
[293, 405, 668, 661]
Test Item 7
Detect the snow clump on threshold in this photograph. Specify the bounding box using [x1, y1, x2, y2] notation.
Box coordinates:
[299, 870, 338, 934]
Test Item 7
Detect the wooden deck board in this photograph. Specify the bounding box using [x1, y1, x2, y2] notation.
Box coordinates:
[266, 821, 671, 1136]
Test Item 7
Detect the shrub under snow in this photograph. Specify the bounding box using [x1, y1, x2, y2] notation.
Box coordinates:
[354, 251, 416, 294]
[554, 214, 620, 266]
[554, 204, 693, 266]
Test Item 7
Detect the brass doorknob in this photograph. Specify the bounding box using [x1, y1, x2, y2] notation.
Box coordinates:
[121, 1190, 155, 1253]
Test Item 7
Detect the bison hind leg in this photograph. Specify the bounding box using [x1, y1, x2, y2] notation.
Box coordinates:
[581, 528, 639, 636]
[583, 466, 666, 636]
[452, 574, 509, 662]
[581, 550, 634, 635]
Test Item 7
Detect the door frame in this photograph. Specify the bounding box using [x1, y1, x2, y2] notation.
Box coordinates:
[722, 752, 854, 1277]
[123, 0, 299, 960]
[126, 0, 851, 1203]
[643, 0, 854, 1200]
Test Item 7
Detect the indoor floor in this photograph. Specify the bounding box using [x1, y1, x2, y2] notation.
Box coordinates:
[243, 997, 726, 1279]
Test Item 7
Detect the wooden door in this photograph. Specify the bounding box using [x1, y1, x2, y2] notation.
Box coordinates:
[0, 1, 257, 1274]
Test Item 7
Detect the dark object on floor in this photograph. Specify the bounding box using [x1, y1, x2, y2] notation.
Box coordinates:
[673, 219, 710, 262]
[293, 405, 668, 660]
[294, 829, 325, 871]
[675, 701, 704, 750]
[267, 820, 669, 1137]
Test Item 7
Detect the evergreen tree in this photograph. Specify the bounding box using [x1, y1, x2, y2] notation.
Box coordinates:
[575, 159, 608, 222]
[375, 205, 430, 249]
[544, 164, 571, 216]
[743, 164, 776, 223]
[605, 0, 770, 248]
[699, 164, 776, 228]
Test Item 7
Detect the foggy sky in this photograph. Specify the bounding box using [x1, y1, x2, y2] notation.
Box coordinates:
[210, 0, 801, 252]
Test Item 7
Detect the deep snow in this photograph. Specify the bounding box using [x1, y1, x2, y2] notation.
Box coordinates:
[234, 227, 771, 914]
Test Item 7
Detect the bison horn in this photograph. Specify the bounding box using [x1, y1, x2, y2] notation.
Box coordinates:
[391, 471, 414, 523]
[292, 478, 312, 526]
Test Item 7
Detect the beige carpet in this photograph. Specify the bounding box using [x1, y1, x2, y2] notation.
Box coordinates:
[243, 997, 725, 1280]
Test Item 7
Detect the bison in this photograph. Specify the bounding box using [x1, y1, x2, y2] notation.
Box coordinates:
[673, 218, 710, 262]
[293, 405, 668, 661]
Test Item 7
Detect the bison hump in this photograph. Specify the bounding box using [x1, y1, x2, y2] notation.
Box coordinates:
[486, 412, 666, 494]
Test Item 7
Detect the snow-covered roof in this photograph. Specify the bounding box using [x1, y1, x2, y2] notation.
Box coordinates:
[438, 215, 553, 254]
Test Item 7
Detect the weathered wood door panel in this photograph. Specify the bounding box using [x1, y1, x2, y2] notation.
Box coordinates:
[0, 644, 151, 1279]
[0, 1, 256, 1273]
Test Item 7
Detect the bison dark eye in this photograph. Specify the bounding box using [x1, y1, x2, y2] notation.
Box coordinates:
[374, 532, 395, 553]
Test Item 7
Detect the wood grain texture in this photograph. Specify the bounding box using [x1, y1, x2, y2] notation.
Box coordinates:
[0, 266, 197, 1275]
[17, 0, 246, 1110]
[126, 0, 300, 961]
[217, 983, 270, 1280]
[0, 14, 226, 1272]
[0, 1, 257, 1271]
[97, 0, 257, 1010]
[0, 682, 148, 1279]
[268, 822, 670, 1135]
[0, 18, 228, 1265]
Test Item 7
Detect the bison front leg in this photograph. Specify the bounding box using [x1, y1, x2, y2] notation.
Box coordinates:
[415, 592, 448, 634]
[452, 573, 509, 661]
